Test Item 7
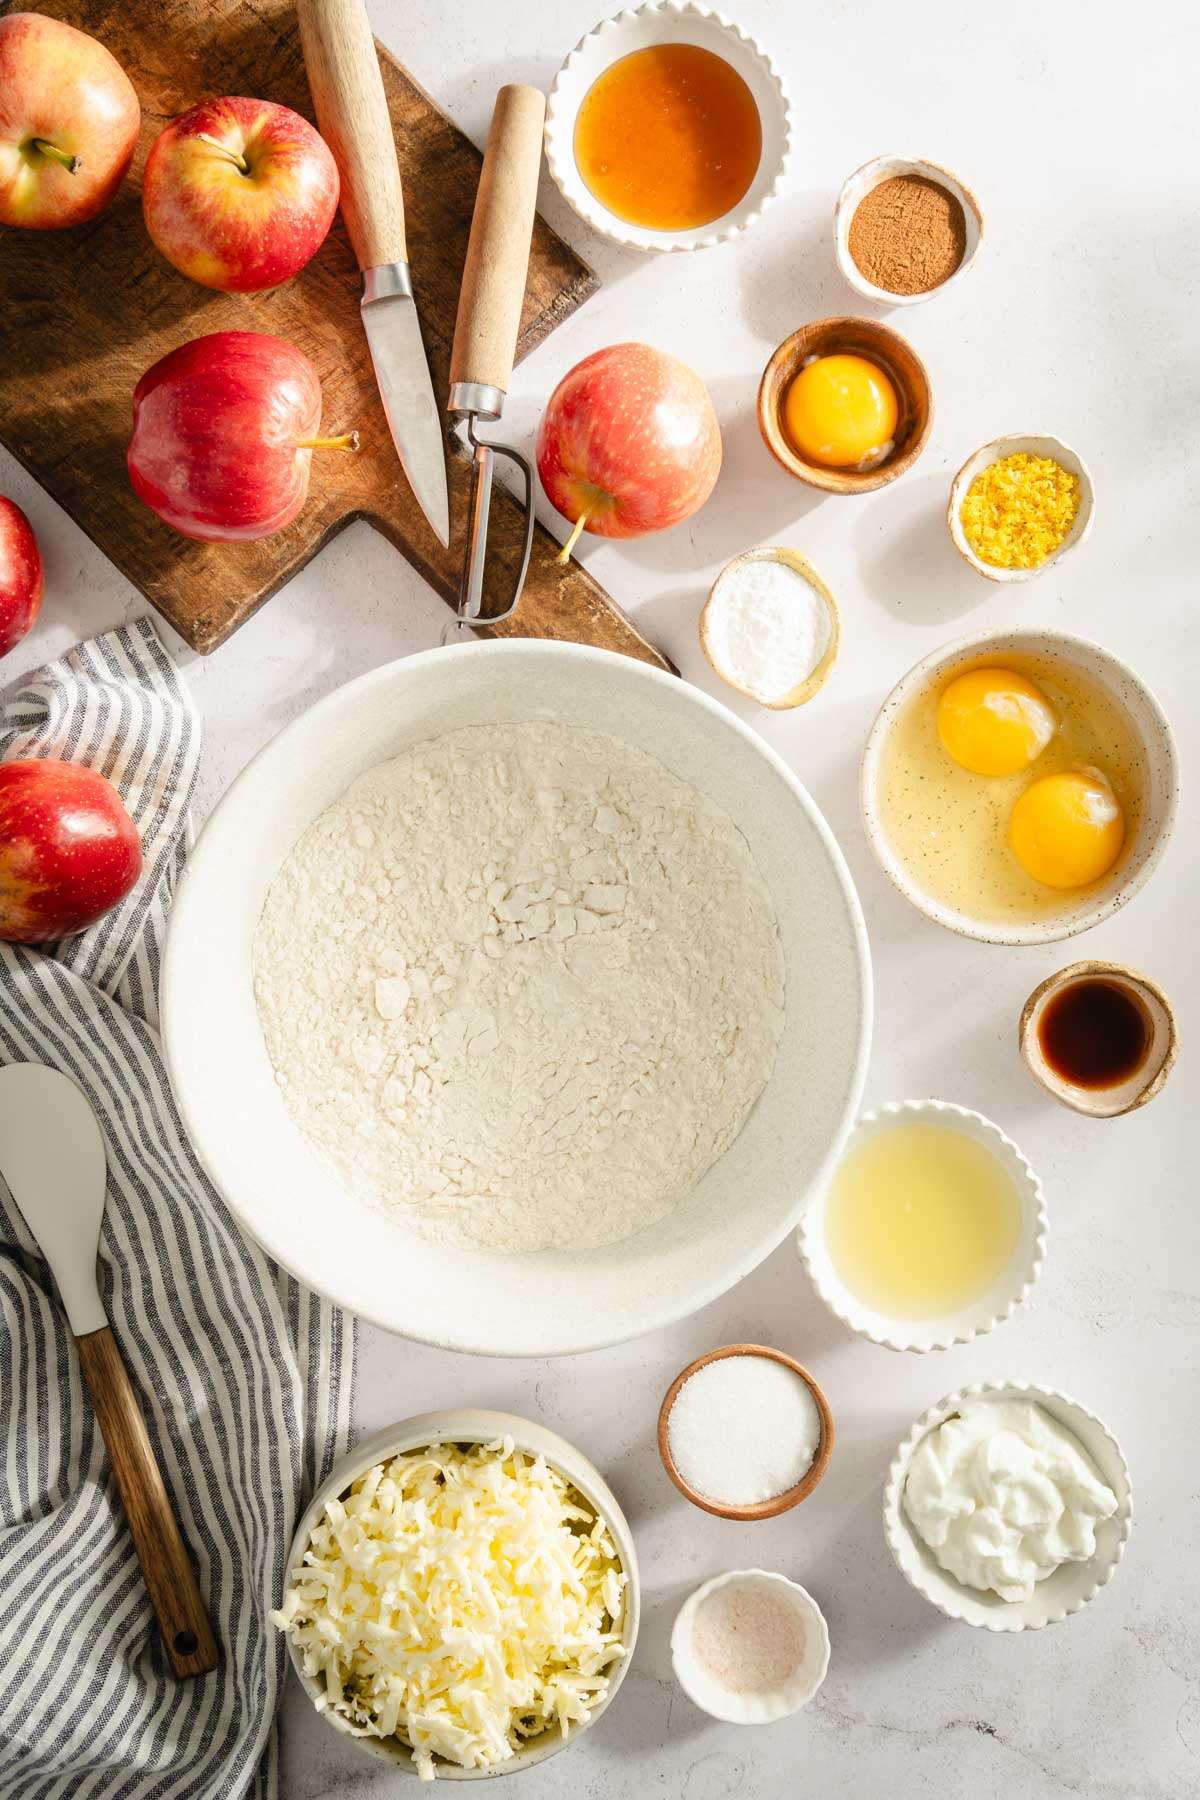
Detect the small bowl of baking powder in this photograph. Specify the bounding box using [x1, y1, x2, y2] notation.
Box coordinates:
[657, 1343, 834, 1519]
[671, 1570, 830, 1723]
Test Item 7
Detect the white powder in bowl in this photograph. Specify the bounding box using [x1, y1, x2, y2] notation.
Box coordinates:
[704, 557, 832, 704]
[668, 1353, 822, 1505]
[254, 721, 784, 1254]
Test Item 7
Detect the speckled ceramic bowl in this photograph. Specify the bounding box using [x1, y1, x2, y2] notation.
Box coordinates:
[834, 154, 983, 306]
[545, 1, 793, 253]
[860, 628, 1179, 946]
[798, 1100, 1047, 1353]
[280, 1411, 640, 1778]
[884, 1380, 1133, 1631]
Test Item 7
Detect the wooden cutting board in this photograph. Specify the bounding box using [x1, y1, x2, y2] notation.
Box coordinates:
[0, 0, 670, 668]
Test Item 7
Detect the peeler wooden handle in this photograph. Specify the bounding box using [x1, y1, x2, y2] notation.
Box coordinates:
[297, 0, 406, 270]
[77, 1326, 219, 1678]
[449, 84, 547, 403]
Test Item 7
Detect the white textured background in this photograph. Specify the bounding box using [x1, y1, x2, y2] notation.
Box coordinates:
[3, 1, 1198, 1794]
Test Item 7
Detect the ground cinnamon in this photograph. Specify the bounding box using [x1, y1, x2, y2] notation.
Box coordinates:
[848, 173, 966, 296]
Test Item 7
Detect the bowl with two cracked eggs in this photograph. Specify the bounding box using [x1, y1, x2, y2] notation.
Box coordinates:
[162, 640, 871, 1356]
[861, 627, 1178, 946]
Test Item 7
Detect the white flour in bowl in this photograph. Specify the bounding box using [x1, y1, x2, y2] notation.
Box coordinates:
[253, 721, 784, 1252]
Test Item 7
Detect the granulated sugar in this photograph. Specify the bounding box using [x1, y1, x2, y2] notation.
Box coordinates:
[704, 556, 832, 703]
[692, 1578, 806, 1694]
[667, 1353, 822, 1505]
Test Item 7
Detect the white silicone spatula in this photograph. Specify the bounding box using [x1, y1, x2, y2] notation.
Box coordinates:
[0, 1063, 218, 1677]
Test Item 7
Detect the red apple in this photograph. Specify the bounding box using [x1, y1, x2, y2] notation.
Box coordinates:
[127, 331, 357, 542]
[142, 96, 339, 293]
[0, 498, 44, 657]
[536, 343, 722, 559]
[0, 760, 142, 943]
[0, 12, 139, 229]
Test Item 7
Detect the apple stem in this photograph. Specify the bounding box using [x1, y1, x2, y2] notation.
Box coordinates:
[32, 139, 79, 174]
[196, 132, 250, 175]
[556, 511, 590, 565]
[295, 432, 361, 453]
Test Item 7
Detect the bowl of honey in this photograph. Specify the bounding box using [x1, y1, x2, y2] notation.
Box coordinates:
[1020, 961, 1178, 1118]
[798, 1099, 1047, 1353]
[758, 316, 933, 494]
[546, 2, 792, 252]
[861, 628, 1179, 946]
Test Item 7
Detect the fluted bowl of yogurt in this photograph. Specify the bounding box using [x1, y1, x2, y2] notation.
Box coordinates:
[883, 1378, 1132, 1631]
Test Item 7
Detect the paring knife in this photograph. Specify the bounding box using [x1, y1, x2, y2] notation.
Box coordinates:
[297, 0, 450, 547]
[447, 84, 546, 628]
[0, 1064, 219, 1679]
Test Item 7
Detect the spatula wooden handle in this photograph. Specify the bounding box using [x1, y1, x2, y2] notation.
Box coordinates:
[449, 85, 547, 396]
[77, 1326, 219, 1678]
[297, 0, 406, 269]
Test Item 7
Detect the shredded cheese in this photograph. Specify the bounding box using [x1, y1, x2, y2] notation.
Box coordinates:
[271, 1438, 628, 1780]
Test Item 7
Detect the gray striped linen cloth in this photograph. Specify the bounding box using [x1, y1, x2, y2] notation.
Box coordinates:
[0, 619, 355, 1799]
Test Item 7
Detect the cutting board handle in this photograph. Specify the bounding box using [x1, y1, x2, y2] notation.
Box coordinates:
[77, 1326, 219, 1679]
[450, 85, 547, 399]
[297, 0, 407, 270]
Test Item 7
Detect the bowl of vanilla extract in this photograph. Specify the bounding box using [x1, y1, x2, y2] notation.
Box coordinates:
[1020, 962, 1177, 1118]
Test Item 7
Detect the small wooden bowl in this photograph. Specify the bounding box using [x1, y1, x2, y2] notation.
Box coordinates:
[757, 316, 933, 495]
[1019, 960, 1178, 1118]
[657, 1344, 834, 1521]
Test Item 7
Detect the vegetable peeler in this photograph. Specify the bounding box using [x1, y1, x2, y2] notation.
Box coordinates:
[446, 85, 546, 631]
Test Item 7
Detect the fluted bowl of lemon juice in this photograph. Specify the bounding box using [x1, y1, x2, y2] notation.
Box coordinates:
[798, 1100, 1047, 1352]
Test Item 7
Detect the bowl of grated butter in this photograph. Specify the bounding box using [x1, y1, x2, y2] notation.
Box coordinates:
[273, 1410, 639, 1780]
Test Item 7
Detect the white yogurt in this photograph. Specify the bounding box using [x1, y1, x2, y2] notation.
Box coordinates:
[903, 1400, 1119, 1603]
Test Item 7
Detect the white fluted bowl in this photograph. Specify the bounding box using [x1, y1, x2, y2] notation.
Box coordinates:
[883, 1380, 1133, 1631]
[798, 1100, 1047, 1352]
[545, 2, 793, 252]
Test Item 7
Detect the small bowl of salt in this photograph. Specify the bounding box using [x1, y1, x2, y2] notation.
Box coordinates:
[671, 1570, 831, 1724]
[657, 1343, 834, 1519]
[700, 548, 840, 710]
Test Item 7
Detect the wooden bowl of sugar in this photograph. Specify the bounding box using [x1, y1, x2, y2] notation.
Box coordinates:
[657, 1344, 834, 1520]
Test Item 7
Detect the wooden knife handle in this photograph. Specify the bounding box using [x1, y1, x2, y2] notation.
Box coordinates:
[449, 85, 547, 396]
[77, 1326, 219, 1679]
[297, 0, 407, 270]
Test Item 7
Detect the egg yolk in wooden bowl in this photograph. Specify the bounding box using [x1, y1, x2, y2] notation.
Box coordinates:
[878, 657, 1141, 927]
[783, 354, 899, 471]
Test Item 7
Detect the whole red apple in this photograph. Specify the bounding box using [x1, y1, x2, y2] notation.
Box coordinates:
[0, 760, 142, 943]
[0, 12, 139, 229]
[143, 96, 339, 293]
[127, 331, 357, 542]
[536, 343, 722, 558]
[0, 499, 44, 657]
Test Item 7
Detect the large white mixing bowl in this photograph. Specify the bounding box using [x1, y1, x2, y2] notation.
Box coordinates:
[161, 642, 871, 1355]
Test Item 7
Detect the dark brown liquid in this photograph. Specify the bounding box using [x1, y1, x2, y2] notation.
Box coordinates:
[1038, 979, 1149, 1090]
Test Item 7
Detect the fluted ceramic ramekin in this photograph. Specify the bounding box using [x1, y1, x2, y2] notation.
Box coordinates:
[545, 2, 793, 252]
[671, 1570, 830, 1721]
[797, 1099, 1047, 1352]
[883, 1379, 1133, 1631]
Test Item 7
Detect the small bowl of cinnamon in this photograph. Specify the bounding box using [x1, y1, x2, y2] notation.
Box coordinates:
[835, 155, 983, 307]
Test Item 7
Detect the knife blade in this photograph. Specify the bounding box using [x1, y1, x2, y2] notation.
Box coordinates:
[297, 0, 450, 547]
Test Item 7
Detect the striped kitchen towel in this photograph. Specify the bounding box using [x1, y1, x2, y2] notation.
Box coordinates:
[0, 619, 355, 1800]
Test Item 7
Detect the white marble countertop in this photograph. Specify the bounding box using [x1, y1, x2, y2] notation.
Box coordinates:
[4, 1, 1198, 1793]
